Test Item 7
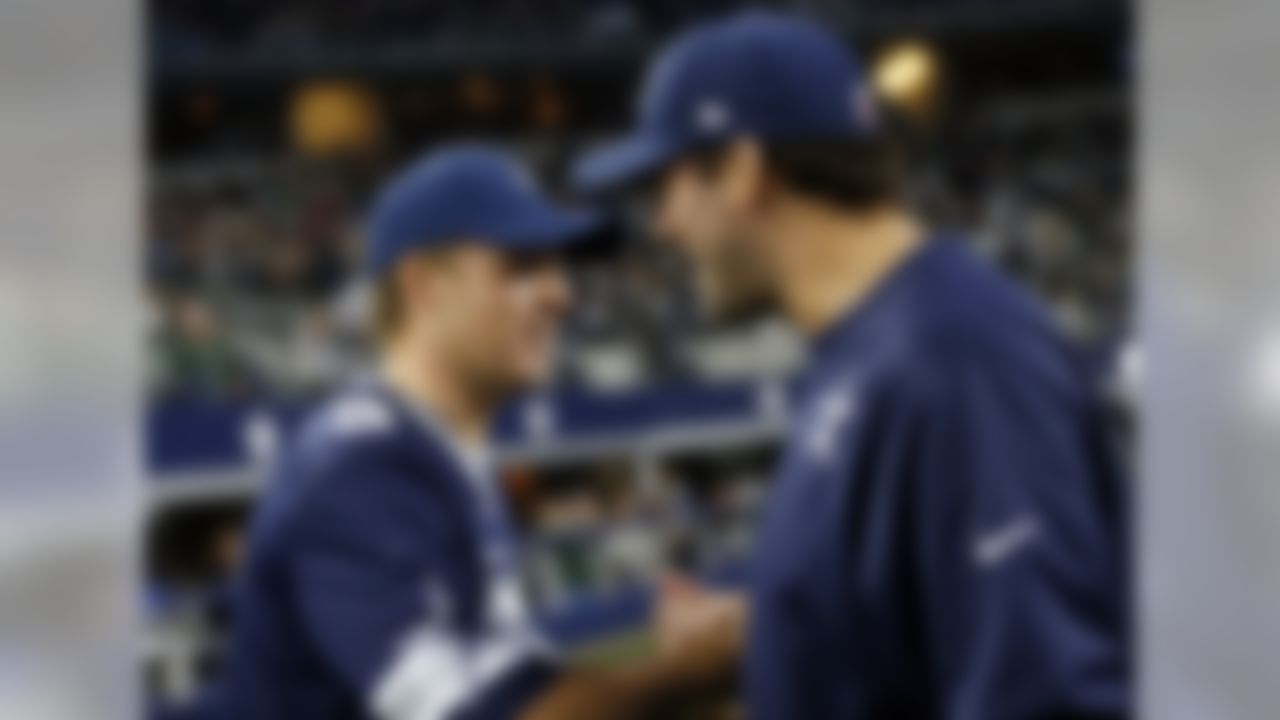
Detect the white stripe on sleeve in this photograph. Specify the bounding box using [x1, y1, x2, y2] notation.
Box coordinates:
[370, 624, 554, 720]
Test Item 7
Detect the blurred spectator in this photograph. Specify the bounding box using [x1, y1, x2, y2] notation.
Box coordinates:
[238, 307, 350, 397]
[150, 295, 257, 400]
[147, 116, 1130, 400]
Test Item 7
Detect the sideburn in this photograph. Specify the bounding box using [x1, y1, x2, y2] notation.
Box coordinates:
[706, 230, 779, 325]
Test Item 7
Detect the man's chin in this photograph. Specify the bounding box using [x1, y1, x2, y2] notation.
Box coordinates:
[702, 290, 776, 328]
[505, 363, 556, 393]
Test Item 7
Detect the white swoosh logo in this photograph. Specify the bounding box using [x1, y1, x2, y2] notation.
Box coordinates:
[972, 516, 1039, 569]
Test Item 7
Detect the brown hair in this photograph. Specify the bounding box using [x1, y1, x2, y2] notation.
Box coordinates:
[369, 245, 462, 345]
[689, 136, 905, 212]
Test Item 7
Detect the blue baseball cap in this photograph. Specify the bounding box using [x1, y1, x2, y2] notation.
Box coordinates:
[573, 12, 879, 193]
[366, 145, 607, 276]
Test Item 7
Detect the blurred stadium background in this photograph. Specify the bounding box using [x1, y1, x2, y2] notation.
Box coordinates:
[144, 0, 1132, 709]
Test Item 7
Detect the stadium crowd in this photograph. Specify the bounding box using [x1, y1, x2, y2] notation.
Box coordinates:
[148, 116, 1129, 402]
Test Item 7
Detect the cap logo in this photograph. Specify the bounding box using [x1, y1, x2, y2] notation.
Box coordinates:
[695, 98, 730, 134]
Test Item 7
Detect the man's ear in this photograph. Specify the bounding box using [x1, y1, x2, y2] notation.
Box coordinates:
[722, 136, 769, 213]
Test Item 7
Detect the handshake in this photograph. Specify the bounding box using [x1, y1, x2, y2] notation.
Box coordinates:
[523, 574, 747, 720]
[648, 574, 747, 711]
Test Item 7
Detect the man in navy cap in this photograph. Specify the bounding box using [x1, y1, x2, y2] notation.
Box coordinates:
[209, 146, 735, 720]
[577, 12, 1129, 720]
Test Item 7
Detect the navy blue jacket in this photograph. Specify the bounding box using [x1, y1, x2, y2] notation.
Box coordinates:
[210, 383, 557, 720]
[748, 237, 1129, 719]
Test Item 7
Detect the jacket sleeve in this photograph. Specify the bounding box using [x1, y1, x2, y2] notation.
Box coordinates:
[902, 361, 1129, 720]
[288, 448, 558, 720]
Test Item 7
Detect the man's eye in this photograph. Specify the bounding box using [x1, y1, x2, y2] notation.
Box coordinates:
[505, 253, 556, 275]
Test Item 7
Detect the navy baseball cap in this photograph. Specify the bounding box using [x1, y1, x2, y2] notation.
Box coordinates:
[366, 145, 607, 276]
[573, 12, 879, 193]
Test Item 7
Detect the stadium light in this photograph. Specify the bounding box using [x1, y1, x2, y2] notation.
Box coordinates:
[289, 81, 382, 156]
[872, 40, 940, 112]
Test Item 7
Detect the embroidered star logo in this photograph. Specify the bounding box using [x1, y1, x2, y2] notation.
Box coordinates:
[805, 385, 858, 464]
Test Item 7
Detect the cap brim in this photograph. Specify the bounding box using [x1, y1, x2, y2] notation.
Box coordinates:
[496, 206, 620, 259]
[571, 134, 680, 195]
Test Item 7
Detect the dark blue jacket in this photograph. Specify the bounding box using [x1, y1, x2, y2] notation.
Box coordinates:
[748, 237, 1129, 719]
[210, 382, 557, 720]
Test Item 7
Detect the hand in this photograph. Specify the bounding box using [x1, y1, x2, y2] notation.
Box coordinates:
[653, 573, 746, 686]
[519, 577, 744, 720]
